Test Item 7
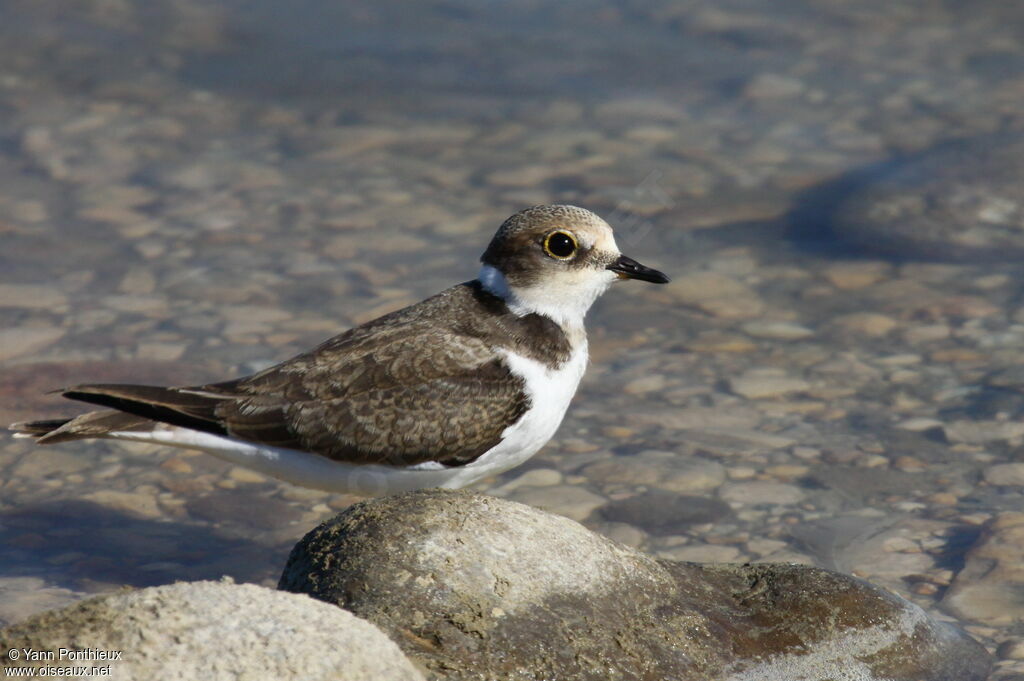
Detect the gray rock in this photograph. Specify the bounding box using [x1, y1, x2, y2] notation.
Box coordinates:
[728, 369, 811, 399]
[657, 543, 744, 562]
[279, 490, 991, 681]
[0, 327, 64, 361]
[719, 480, 806, 505]
[944, 420, 1024, 444]
[506, 484, 606, 521]
[81, 490, 164, 519]
[0, 579, 424, 681]
[809, 466, 923, 499]
[740, 320, 815, 340]
[743, 73, 806, 99]
[581, 452, 726, 494]
[0, 284, 68, 310]
[677, 428, 796, 456]
[665, 272, 765, 319]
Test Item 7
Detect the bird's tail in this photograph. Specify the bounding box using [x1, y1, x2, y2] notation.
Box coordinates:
[9, 418, 73, 439]
[9, 410, 154, 444]
[10, 381, 241, 445]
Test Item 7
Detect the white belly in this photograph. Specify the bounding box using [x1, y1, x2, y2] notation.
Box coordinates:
[108, 343, 589, 496]
[454, 342, 589, 481]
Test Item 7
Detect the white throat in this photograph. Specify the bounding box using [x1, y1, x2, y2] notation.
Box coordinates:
[477, 264, 614, 331]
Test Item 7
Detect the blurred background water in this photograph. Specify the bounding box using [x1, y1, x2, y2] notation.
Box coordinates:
[1, 0, 1024, 674]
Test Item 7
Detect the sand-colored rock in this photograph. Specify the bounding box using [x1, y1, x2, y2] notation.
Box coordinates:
[0, 580, 424, 681]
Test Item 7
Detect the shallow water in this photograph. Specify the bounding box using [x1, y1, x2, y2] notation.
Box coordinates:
[1, 0, 1023, 676]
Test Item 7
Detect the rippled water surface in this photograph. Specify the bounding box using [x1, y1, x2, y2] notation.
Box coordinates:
[2, 0, 1024, 675]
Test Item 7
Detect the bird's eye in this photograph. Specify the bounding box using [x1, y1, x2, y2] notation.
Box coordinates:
[543, 231, 578, 260]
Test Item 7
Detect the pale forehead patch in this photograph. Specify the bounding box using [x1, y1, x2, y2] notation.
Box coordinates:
[584, 217, 619, 254]
[566, 218, 619, 257]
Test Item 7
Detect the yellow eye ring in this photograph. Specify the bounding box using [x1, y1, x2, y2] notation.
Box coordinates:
[543, 231, 578, 260]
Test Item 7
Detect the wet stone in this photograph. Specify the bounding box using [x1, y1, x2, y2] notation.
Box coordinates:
[0, 327, 65, 361]
[658, 543, 744, 563]
[719, 480, 806, 506]
[186, 492, 304, 530]
[10, 450, 93, 480]
[684, 331, 758, 353]
[729, 368, 811, 399]
[740, 320, 814, 340]
[7, 200, 48, 223]
[80, 490, 164, 520]
[506, 484, 606, 522]
[666, 272, 765, 319]
[623, 373, 668, 394]
[598, 490, 734, 534]
[581, 452, 726, 494]
[227, 466, 269, 484]
[0, 284, 68, 310]
[903, 323, 952, 344]
[743, 73, 805, 99]
[809, 466, 923, 500]
[598, 522, 647, 548]
[821, 262, 892, 290]
[134, 342, 187, 362]
[985, 463, 1024, 486]
[944, 421, 1024, 444]
[678, 428, 796, 457]
[830, 312, 899, 337]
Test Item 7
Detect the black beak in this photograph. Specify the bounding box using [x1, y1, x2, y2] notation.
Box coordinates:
[606, 255, 670, 284]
